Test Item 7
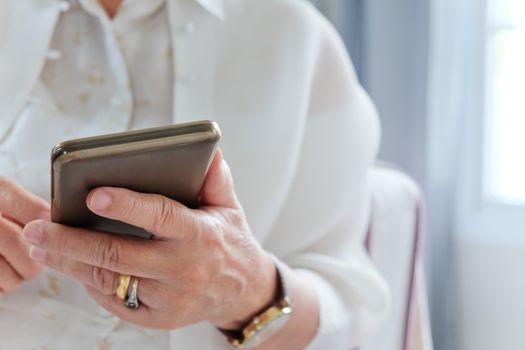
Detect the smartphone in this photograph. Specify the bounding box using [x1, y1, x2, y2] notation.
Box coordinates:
[51, 120, 221, 238]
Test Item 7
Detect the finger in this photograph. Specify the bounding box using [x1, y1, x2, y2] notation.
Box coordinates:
[44, 253, 119, 296]
[0, 256, 23, 293]
[0, 177, 50, 225]
[23, 220, 167, 278]
[83, 285, 161, 329]
[1, 212, 24, 228]
[199, 149, 239, 209]
[0, 217, 41, 279]
[43, 253, 166, 309]
[86, 187, 194, 239]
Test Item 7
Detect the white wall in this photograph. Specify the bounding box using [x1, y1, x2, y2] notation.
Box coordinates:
[455, 234, 525, 350]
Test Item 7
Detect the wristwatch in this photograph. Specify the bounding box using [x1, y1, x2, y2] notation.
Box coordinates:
[219, 257, 293, 348]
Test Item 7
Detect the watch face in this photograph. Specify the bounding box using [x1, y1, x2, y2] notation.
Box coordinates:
[241, 313, 291, 348]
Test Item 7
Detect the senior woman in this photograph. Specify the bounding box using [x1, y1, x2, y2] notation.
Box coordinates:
[0, 0, 389, 349]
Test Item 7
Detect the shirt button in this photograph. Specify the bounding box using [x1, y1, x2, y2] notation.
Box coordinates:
[58, 1, 71, 12]
[176, 22, 196, 36]
[46, 49, 62, 60]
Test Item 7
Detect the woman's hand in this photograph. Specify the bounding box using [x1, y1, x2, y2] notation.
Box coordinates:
[0, 178, 50, 296]
[22, 150, 278, 330]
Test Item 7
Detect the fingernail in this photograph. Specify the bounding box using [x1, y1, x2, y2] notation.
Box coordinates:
[91, 190, 112, 211]
[29, 245, 46, 263]
[24, 222, 43, 245]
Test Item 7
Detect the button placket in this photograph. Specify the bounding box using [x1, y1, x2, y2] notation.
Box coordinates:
[167, 0, 221, 126]
[58, 1, 71, 12]
[103, 28, 133, 130]
[176, 22, 196, 36]
[175, 21, 197, 88]
[46, 49, 63, 60]
[175, 73, 196, 86]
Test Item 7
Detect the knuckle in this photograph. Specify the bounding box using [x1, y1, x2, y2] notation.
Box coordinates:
[1, 228, 19, 249]
[0, 176, 13, 188]
[57, 229, 76, 255]
[222, 208, 245, 229]
[94, 238, 122, 270]
[154, 197, 176, 233]
[91, 266, 117, 295]
[0, 177, 14, 202]
[126, 194, 143, 217]
[202, 218, 227, 251]
[203, 231, 224, 254]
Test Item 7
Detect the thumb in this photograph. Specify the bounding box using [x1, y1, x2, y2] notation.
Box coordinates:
[200, 149, 239, 208]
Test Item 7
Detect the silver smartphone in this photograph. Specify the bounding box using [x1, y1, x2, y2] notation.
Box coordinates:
[51, 120, 221, 238]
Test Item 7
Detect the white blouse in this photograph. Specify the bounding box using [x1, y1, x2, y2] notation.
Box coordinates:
[0, 0, 390, 349]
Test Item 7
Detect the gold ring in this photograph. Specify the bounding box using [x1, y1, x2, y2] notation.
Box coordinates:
[116, 274, 131, 300]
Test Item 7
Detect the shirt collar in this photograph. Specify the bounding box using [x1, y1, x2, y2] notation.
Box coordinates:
[69, 0, 225, 20]
[78, 0, 166, 22]
[192, 0, 225, 20]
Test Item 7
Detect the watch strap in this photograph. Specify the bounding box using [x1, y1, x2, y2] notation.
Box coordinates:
[218, 255, 293, 348]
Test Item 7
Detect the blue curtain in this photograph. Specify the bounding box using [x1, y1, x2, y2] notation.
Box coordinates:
[311, 2, 456, 350]
[311, 0, 366, 84]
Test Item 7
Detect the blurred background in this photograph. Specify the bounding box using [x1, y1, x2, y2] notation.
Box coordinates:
[310, 1, 525, 350]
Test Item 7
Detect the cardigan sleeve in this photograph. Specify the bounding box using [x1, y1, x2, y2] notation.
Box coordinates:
[261, 3, 390, 348]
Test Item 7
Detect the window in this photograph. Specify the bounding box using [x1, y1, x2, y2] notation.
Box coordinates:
[455, 0, 525, 238]
[484, 0, 525, 203]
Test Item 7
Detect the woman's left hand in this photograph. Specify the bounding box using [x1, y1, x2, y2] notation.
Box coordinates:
[22, 149, 277, 330]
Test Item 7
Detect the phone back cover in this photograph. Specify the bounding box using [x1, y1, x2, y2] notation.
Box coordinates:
[52, 137, 218, 238]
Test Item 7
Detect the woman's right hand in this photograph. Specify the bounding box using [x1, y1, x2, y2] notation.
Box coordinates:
[0, 177, 50, 297]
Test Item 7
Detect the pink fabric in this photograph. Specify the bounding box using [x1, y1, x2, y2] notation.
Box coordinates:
[402, 199, 424, 350]
[363, 198, 424, 350]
